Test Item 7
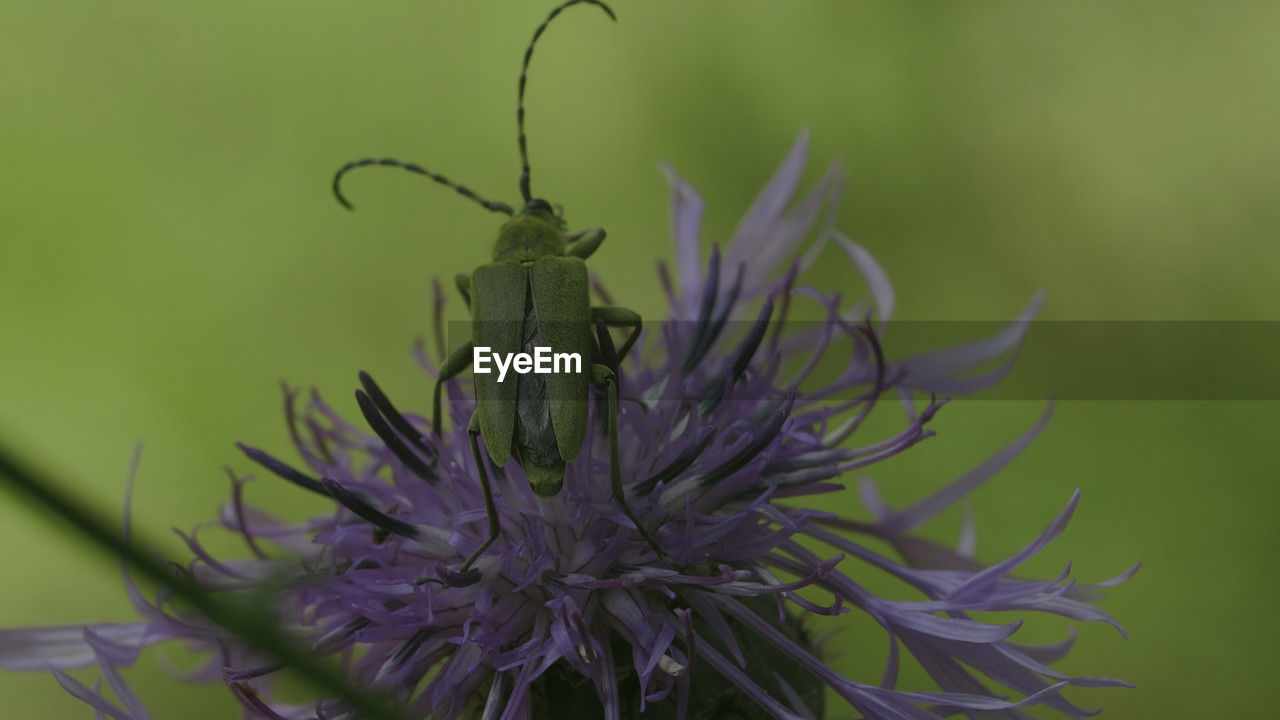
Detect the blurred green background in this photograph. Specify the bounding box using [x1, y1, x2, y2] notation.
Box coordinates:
[2, 1, 1277, 717]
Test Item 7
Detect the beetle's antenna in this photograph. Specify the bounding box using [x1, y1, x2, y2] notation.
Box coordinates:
[517, 0, 616, 203]
[333, 157, 514, 216]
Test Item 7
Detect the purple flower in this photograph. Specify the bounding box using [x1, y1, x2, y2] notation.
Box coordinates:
[1, 132, 1134, 719]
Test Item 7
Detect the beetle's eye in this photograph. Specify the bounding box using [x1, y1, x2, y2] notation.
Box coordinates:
[527, 198, 553, 214]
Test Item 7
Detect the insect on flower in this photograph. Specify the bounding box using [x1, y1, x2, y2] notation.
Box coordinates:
[0, 4, 1137, 718]
[0, 137, 1138, 720]
[330, 0, 670, 583]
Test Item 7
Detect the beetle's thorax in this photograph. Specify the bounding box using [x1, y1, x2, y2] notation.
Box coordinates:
[492, 200, 567, 263]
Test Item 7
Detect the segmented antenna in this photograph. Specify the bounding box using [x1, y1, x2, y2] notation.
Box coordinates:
[517, 0, 616, 202]
[332, 157, 514, 215]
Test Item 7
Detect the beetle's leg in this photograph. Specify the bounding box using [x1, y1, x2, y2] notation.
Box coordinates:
[592, 363, 675, 566]
[591, 305, 643, 363]
[459, 411, 501, 574]
[592, 317, 620, 378]
[433, 341, 474, 436]
[453, 272, 472, 308]
[565, 228, 606, 260]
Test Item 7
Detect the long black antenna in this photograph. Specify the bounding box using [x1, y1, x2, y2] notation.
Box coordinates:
[333, 157, 514, 215]
[517, 0, 616, 202]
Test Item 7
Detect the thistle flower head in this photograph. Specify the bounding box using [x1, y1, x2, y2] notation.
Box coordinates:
[1, 133, 1134, 720]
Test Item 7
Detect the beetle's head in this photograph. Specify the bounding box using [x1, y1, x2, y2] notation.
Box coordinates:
[493, 198, 567, 261]
[522, 198, 561, 224]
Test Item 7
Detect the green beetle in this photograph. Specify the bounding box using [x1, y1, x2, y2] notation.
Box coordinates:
[332, 0, 669, 579]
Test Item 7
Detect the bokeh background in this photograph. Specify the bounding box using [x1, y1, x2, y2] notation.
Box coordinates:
[2, 1, 1277, 717]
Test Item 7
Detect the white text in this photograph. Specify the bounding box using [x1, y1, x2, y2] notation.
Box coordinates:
[473, 346, 583, 383]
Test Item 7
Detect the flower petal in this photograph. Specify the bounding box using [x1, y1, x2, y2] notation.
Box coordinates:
[0, 624, 151, 671]
[661, 164, 706, 317]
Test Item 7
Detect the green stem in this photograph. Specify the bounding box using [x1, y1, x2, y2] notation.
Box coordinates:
[0, 442, 413, 720]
